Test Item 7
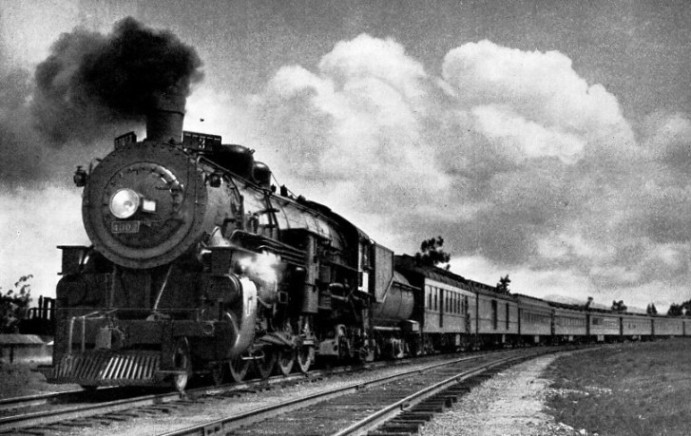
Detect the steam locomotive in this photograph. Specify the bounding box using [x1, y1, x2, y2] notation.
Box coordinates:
[43, 88, 688, 392]
[44, 89, 417, 391]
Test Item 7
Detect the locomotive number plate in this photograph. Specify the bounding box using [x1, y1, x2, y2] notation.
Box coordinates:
[112, 220, 140, 234]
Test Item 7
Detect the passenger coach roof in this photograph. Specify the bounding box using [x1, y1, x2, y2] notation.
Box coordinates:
[547, 300, 653, 317]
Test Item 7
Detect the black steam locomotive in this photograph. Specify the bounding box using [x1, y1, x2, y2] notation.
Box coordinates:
[43, 90, 417, 391]
[44, 86, 688, 393]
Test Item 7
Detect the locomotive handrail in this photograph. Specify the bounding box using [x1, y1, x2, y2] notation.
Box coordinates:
[151, 264, 174, 312]
[67, 310, 107, 354]
[228, 230, 306, 266]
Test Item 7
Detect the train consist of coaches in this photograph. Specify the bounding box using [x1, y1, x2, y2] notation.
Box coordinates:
[394, 255, 687, 352]
[41, 88, 688, 392]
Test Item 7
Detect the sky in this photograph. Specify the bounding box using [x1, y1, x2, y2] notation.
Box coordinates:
[1, 0, 690, 312]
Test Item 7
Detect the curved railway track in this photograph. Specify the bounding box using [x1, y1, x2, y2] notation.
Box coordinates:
[159, 347, 557, 436]
[0, 350, 508, 435]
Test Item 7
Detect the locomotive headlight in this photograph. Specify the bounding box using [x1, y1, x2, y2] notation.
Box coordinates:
[109, 188, 141, 219]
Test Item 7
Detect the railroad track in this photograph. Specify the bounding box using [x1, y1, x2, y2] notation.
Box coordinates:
[160, 347, 559, 436]
[0, 389, 85, 414]
[0, 351, 498, 435]
[0, 386, 169, 415]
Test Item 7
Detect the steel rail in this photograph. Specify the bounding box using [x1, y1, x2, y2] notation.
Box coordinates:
[0, 349, 472, 416]
[157, 353, 496, 436]
[0, 389, 84, 413]
[0, 352, 483, 433]
[0, 368, 309, 432]
[0, 385, 143, 414]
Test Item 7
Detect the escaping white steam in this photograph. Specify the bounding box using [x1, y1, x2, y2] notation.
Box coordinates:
[236, 251, 284, 304]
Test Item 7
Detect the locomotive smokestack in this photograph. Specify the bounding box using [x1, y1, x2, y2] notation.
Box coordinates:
[146, 86, 186, 144]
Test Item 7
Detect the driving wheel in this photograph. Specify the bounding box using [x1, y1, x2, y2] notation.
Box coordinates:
[254, 348, 277, 380]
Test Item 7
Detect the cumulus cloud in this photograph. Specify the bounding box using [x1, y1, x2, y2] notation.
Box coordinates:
[252, 34, 451, 216]
[249, 34, 691, 307]
[643, 112, 691, 173]
[442, 40, 626, 134]
[4, 29, 691, 309]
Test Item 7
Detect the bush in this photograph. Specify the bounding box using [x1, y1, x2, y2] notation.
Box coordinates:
[0, 275, 33, 333]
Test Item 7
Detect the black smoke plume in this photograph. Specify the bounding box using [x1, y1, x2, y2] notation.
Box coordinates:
[32, 17, 203, 144]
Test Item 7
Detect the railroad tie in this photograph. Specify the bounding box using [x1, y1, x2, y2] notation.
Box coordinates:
[474, 373, 495, 381]
[368, 432, 415, 436]
[395, 411, 434, 421]
[443, 395, 458, 403]
[378, 422, 422, 433]
[389, 418, 428, 426]
[141, 405, 174, 413]
[49, 421, 88, 428]
[410, 405, 444, 413]
[445, 386, 471, 395]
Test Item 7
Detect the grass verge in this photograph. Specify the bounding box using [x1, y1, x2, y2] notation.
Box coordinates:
[545, 338, 691, 435]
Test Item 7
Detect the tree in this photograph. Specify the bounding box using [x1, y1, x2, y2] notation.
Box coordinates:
[0, 275, 33, 333]
[668, 303, 684, 317]
[611, 300, 627, 313]
[646, 303, 658, 315]
[496, 275, 511, 294]
[665, 298, 691, 317]
[414, 236, 451, 270]
[680, 300, 691, 316]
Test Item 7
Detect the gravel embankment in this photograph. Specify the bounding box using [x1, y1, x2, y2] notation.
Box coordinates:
[421, 353, 590, 436]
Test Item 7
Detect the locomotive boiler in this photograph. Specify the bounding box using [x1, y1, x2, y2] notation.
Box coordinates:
[43, 86, 418, 391]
